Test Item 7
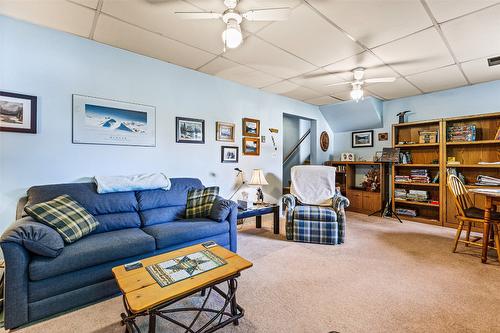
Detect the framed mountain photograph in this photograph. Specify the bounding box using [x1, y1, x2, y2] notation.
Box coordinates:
[176, 117, 205, 144]
[72, 94, 156, 146]
[242, 118, 260, 137]
[242, 137, 260, 156]
[221, 146, 239, 163]
[216, 121, 235, 142]
[352, 130, 374, 148]
[0, 91, 37, 133]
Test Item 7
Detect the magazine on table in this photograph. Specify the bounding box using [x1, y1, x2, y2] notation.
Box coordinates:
[146, 250, 227, 287]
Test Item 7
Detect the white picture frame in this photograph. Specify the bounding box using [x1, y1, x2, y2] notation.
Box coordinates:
[72, 94, 156, 147]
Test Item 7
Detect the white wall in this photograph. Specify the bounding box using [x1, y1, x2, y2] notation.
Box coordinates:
[332, 80, 500, 160]
[0, 16, 334, 231]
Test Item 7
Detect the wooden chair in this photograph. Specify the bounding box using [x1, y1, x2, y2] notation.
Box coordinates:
[447, 174, 500, 259]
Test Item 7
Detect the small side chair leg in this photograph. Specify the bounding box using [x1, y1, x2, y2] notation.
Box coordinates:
[452, 221, 463, 253]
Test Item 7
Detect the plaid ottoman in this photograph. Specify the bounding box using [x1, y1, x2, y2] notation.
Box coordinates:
[292, 206, 340, 245]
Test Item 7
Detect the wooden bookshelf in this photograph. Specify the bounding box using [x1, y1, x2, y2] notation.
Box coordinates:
[390, 112, 500, 229]
[324, 161, 387, 214]
[392, 119, 443, 224]
[443, 112, 500, 230]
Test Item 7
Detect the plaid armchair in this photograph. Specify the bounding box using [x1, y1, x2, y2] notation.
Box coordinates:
[282, 190, 350, 245]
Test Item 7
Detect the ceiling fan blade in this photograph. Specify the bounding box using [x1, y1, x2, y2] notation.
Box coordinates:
[174, 11, 222, 20]
[242, 7, 291, 21]
[326, 81, 353, 87]
[364, 77, 396, 83]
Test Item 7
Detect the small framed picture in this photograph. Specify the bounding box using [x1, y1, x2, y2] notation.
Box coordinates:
[176, 117, 205, 144]
[378, 132, 388, 141]
[341, 152, 354, 161]
[0, 91, 37, 133]
[221, 146, 239, 163]
[352, 130, 373, 148]
[216, 121, 235, 142]
[242, 118, 260, 137]
[242, 137, 260, 155]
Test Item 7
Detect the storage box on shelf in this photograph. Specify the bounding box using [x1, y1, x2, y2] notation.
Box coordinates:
[392, 120, 444, 225]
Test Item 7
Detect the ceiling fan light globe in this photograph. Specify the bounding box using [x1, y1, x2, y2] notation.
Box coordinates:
[350, 88, 364, 102]
[222, 20, 242, 48]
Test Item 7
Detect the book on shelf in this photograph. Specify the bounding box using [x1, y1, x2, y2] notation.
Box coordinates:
[446, 124, 476, 142]
[476, 175, 500, 186]
[396, 208, 417, 217]
[406, 190, 429, 202]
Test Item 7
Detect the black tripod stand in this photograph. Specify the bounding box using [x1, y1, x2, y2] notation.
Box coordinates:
[367, 161, 403, 223]
[369, 199, 403, 223]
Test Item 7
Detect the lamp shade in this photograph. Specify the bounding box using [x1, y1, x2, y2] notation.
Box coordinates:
[248, 169, 269, 186]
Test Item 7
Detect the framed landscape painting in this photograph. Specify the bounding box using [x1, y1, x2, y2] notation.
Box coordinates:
[216, 121, 235, 142]
[72, 94, 156, 146]
[176, 117, 205, 144]
[242, 137, 260, 156]
[242, 118, 260, 137]
[352, 130, 374, 148]
[221, 146, 239, 163]
[0, 91, 37, 133]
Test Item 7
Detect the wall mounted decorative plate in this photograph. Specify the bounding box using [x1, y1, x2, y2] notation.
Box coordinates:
[320, 131, 329, 151]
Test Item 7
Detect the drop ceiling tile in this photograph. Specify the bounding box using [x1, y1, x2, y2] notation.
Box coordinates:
[101, 0, 225, 54]
[306, 0, 432, 48]
[425, 0, 499, 23]
[441, 5, 500, 62]
[323, 51, 398, 81]
[0, 0, 94, 37]
[257, 4, 362, 67]
[305, 96, 341, 106]
[198, 56, 281, 88]
[461, 57, 500, 84]
[223, 36, 316, 79]
[406, 65, 467, 93]
[371, 28, 454, 76]
[94, 15, 215, 70]
[363, 78, 420, 100]
[67, 0, 99, 9]
[290, 69, 348, 95]
[262, 81, 321, 100]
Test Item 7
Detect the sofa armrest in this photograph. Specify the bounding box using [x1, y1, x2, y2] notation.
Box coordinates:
[226, 202, 238, 252]
[0, 241, 30, 329]
[1, 217, 64, 257]
[282, 194, 296, 240]
[332, 193, 350, 244]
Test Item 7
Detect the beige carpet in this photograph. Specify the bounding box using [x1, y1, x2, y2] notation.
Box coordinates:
[7, 212, 500, 333]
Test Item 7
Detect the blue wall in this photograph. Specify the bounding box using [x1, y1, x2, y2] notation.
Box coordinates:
[332, 80, 500, 160]
[0, 15, 334, 230]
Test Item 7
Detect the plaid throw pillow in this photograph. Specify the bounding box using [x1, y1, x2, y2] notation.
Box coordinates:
[185, 187, 220, 219]
[24, 194, 99, 243]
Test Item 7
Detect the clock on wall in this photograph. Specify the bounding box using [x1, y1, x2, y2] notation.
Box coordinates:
[320, 131, 329, 152]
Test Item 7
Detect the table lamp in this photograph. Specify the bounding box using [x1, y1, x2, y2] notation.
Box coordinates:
[248, 169, 269, 204]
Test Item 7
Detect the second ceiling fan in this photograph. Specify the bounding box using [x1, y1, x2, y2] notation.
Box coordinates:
[175, 0, 292, 50]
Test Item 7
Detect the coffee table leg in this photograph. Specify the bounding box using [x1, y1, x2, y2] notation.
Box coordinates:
[273, 206, 279, 235]
[256, 215, 262, 229]
[229, 278, 239, 326]
[148, 312, 156, 333]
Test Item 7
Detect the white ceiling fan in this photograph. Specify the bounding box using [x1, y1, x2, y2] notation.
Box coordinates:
[327, 67, 396, 102]
[174, 0, 291, 50]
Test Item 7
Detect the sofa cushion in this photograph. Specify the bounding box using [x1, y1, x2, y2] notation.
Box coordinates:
[137, 178, 204, 226]
[293, 206, 337, 222]
[25, 195, 99, 243]
[210, 198, 237, 222]
[1, 217, 64, 257]
[142, 219, 229, 249]
[185, 187, 219, 219]
[29, 228, 155, 281]
[27, 182, 141, 233]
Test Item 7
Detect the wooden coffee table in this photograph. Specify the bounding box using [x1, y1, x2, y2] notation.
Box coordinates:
[112, 244, 253, 333]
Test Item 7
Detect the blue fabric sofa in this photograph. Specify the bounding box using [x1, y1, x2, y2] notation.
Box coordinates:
[0, 178, 238, 329]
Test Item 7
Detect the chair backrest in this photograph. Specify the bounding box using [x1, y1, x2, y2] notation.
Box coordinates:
[290, 165, 336, 206]
[447, 174, 474, 217]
